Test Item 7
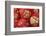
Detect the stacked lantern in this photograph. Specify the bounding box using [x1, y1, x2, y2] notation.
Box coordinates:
[14, 8, 39, 28]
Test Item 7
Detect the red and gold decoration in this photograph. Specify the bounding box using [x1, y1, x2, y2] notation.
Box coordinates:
[14, 8, 39, 28]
